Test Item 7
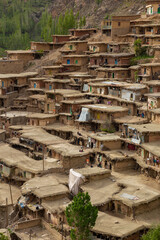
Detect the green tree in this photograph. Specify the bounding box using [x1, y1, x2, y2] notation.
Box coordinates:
[65, 192, 98, 240]
[134, 39, 147, 57]
[141, 225, 160, 240]
[0, 233, 9, 240]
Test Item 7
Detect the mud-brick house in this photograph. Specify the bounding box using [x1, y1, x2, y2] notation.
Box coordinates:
[96, 67, 130, 80]
[139, 63, 160, 81]
[0, 72, 38, 95]
[89, 53, 134, 68]
[62, 55, 89, 72]
[28, 77, 46, 90]
[53, 72, 73, 79]
[153, 46, 160, 59]
[143, 23, 160, 36]
[101, 15, 140, 40]
[88, 42, 108, 53]
[86, 132, 121, 150]
[88, 81, 108, 95]
[27, 95, 46, 113]
[27, 87, 45, 96]
[82, 78, 106, 93]
[27, 113, 58, 127]
[30, 41, 53, 51]
[139, 140, 160, 167]
[101, 19, 112, 37]
[78, 104, 128, 131]
[42, 66, 64, 76]
[121, 84, 147, 102]
[44, 123, 74, 141]
[60, 97, 89, 124]
[0, 182, 21, 228]
[145, 35, 160, 45]
[19, 174, 69, 223]
[145, 92, 160, 110]
[117, 33, 145, 44]
[135, 142, 160, 180]
[129, 65, 141, 83]
[27, 77, 46, 96]
[69, 28, 97, 38]
[89, 53, 104, 68]
[12, 97, 28, 111]
[88, 80, 115, 97]
[61, 41, 88, 54]
[58, 113, 74, 126]
[0, 59, 24, 74]
[0, 143, 61, 183]
[0, 111, 29, 130]
[123, 123, 160, 143]
[107, 42, 130, 53]
[98, 93, 143, 117]
[60, 99, 93, 118]
[80, 175, 146, 239]
[88, 81, 145, 105]
[104, 53, 134, 67]
[45, 89, 83, 114]
[52, 35, 71, 49]
[122, 123, 160, 154]
[0, 129, 6, 142]
[92, 211, 145, 240]
[102, 150, 136, 171]
[52, 35, 71, 43]
[42, 196, 70, 226]
[69, 73, 95, 84]
[14, 126, 65, 160]
[88, 80, 129, 97]
[44, 79, 71, 91]
[73, 168, 113, 198]
[150, 108, 160, 123]
[130, 17, 151, 34]
[146, 0, 160, 15]
[8, 125, 25, 139]
[47, 143, 93, 169]
[145, 80, 160, 93]
[69, 73, 95, 91]
[130, 20, 160, 38]
[112, 184, 160, 218]
[75, 167, 111, 182]
[7, 50, 43, 63]
[0, 93, 18, 108]
[114, 115, 148, 132]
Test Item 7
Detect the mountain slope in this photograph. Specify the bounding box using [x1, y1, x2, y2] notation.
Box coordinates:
[51, 0, 146, 27]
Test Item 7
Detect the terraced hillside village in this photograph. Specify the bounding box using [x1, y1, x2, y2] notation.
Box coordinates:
[0, 0, 160, 240]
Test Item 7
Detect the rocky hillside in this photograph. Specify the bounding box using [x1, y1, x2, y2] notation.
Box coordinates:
[51, 0, 146, 27]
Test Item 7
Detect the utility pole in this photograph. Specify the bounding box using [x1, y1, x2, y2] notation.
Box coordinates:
[61, 214, 65, 240]
[43, 153, 45, 172]
[43, 146, 47, 172]
[5, 198, 8, 227]
[9, 180, 14, 209]
[61, 220, 63, 240]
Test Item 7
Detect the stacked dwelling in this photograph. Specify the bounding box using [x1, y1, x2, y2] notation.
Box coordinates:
[1, 1, 160, 239]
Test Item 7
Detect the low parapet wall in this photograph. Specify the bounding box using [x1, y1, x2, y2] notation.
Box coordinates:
[15, 218, 41, 230]
[15, 218, 62, 240]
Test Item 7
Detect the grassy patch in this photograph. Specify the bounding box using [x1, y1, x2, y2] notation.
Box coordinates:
[131, 55, 154, 65]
